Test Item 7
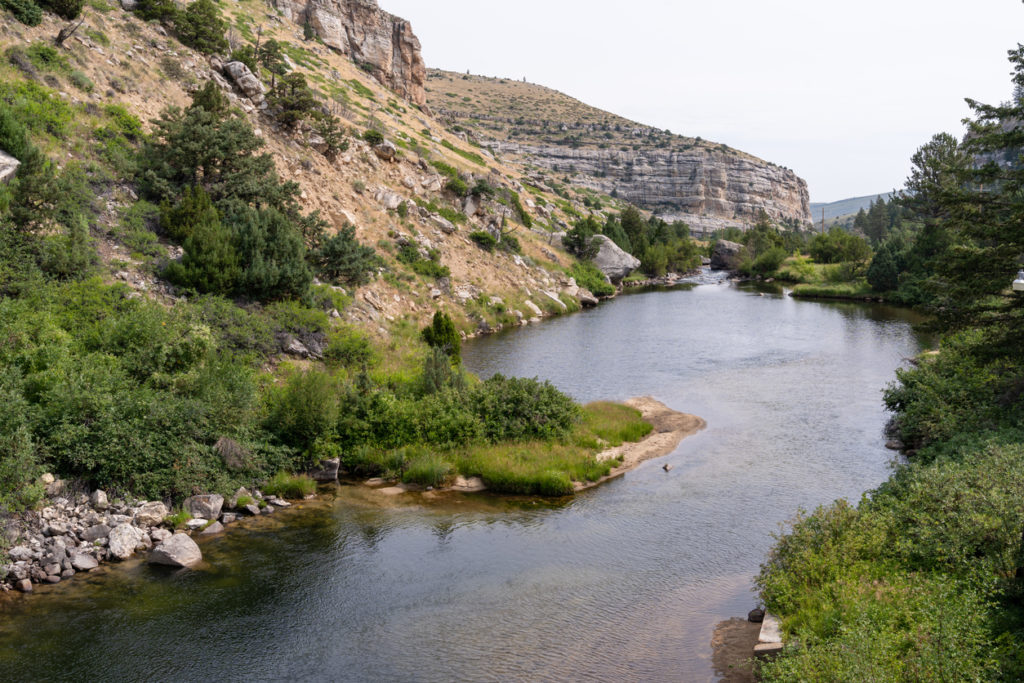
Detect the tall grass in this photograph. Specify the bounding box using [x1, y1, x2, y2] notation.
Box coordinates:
[263, 472, 317, 499]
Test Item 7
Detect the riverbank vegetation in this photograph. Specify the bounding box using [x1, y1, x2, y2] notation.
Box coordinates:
[755, 46, 1024, 681]
[0, 55, 654, 521]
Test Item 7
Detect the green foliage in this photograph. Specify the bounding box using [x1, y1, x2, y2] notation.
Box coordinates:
[396, 243, 449, 279]
[265, 369, 338, 453]
[468, 230, 496, 252]
[0, 79, 73, 139]
[22, 43, 70, 73]
[41, 0, 83, 18]
[268, 73, 319, 127]
[563, 217, 600, 260]
[568, 261, 615, 297]
[175, 0, 228, 55]
[257, 39, 288, 76]
[227, 204, 312, 301]
[866, 242, 900, 292]
[263, 471, 316, 499]
[412, 197, 467, 225]
[311, 114, 348, 159]
[402, 451, 455, 487]
[164, 199, 240, 295]
[1, 0, 42, 25]
[311, 225, 381, 287]
[808, 228, 872, 265]
[324, 326, 376, 369]
[0, 369, 44, 512]
[229, 45, 257, 73]
[445, 176, 468, 196]
[441, 139, 486, 166]
[190, 80, 229, 116]
[134, 0, 176, 22]
[742, 245, 788, 277]
[361, 129, 384, 145]
[421, 311, 460, 361]
[469, 374, 579, 442]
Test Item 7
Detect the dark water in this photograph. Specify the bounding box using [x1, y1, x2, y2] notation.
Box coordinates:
[0, 280, 930, 682]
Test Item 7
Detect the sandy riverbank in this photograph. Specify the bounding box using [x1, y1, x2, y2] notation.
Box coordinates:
[574, 396, 706, 492]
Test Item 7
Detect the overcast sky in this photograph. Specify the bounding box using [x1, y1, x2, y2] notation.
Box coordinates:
[384, 0, 1023, 203]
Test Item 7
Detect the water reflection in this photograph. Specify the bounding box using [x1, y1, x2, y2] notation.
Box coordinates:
[0, 281, 929, 683]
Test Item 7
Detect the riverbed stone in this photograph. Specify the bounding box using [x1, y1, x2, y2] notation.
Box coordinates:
[184, 494, 224, 521]
[221, 513, 238, 525]
[69, 550, 98, 571]
[44, 575, 61, 584]
[108, 523, 141, 560]
[185, 518, 208, 531]
[90, 489, 109, 510]
[81, 524, 111, 542]
[244, 504, 261, 516]
[44, 563, 61, 576]
[309, 457, 340, 483]
[199, 521, 224, 536]
[148, 533, 202, 568]
[133, 501, 168, 526]
[15, 578, 32, 593]
[150, 528, 172, 544]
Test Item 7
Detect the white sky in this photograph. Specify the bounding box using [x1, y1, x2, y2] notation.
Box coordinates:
[384, 0, 1023, 203]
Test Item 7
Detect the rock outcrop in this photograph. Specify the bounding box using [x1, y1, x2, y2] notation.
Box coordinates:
[275, 0, 426, 108]
[493, 143, 812, 236]
[591, 235, 641, 283]
[710, 240, 744, 271]
[0, 149, 20, 184]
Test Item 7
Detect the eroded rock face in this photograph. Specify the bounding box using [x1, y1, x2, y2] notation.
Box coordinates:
[493, 143, 811, 235]
[222, 61, 265, 104]
[277, 0, 426, 108]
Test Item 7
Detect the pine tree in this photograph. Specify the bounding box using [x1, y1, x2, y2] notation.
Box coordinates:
[175, 0, 229, 55]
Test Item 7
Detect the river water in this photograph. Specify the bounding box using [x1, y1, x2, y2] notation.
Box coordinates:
[0, 279, 930, 682]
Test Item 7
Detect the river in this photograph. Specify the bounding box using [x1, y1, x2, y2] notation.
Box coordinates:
[0, 278, 930, 682]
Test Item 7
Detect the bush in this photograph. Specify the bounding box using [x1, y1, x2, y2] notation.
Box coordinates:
[445, 176, 468, 196]
[361, 129, 384, 145]
[747, 246, 788, 276]
[402, 451, 455, 487]
[469, 230, 496, 252]
[41, 0, 83, 19]
[470, 374, 579, 442]
[563, 217, 600, 260]
[311, 225, 381, 287]
[1, 0, 42, 26]
[569, 261, 614, 297]
[134, 0, 176, 22]
[396, 243, 449, 279]
[265, 369, 338, 452]
[421, 311, 460, 361]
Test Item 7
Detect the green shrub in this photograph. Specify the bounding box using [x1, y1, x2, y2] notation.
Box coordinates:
[421, 311, 460, 362]
[265, 369, 338, 452]
[311, 225, 381, 287]
[324, 327, 376, 368]
[41, 0, 84, 18]
[174, 0, 228, 55]
[263, 471, 316, 499]
[134, 0, 176, 22]
[470, 374, 579, 442]
[1, 0, 42, 26]
[361, 129, 384, 145]
[25, 43, 70, 73]
[445, 176, 468, 196]
[69, 70, 94, 92]
[568, 261, 614, 297]
[396, 243, 449, 279]
[469, 230, 496, 252]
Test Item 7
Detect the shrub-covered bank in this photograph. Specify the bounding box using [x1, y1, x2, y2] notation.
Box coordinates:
[754, 46, 1024, 681]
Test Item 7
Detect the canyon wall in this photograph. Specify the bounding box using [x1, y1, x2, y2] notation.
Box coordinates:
[276, 0, 426, 108]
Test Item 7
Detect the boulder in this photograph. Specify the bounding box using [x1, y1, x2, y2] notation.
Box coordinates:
[228, 487, 252, 510]
[184, 494, 224, 521]
[748, 608, 766, 623]
[523, 300, 543, 318]
[119, 0, 137, 9]
[373, 140, 398, 162]
[430, 214, 456, 234]
[185, 518, 208, 531]
[133, 501, 168, 527]
[244, 504, 261, 516]
[222, 61, 265, 104]
[150, 528, 172, 544]
[148, 533, 202, 568]
[591, 235, 640, 284]
[90, 489, 109, 511]
[309, 458, 340, 483]
[0, 149, 21, 185]
[199, 521, 224, 535]
[577, 289, 600, 307]
[15, 578, 32, 593]
[108, 523, 141, 560]
[80, 524, 111, 542]
[68, 548, 98, 573]
[710, 240, 744, 271]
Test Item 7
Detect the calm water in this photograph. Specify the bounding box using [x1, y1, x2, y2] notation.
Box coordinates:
[0, 279, 930, 682]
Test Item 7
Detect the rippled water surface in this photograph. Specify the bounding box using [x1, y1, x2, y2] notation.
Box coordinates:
[0, 280, 930, 682]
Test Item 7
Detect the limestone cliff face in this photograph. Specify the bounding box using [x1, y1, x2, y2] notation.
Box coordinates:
[275, 0, 426, 108]
[494, 142, 812, 235]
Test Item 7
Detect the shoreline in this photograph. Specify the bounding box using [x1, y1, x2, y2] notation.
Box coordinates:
[575, 396, 706, 492]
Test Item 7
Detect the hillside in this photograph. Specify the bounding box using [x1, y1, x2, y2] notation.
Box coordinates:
[426, 69, 813, 235]
[810, 192, 892, 222]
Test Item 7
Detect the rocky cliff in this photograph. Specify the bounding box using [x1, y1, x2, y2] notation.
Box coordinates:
[275, 0, 426, 108]
[426, 71, 812, 234]
[494, 143, 812, 235]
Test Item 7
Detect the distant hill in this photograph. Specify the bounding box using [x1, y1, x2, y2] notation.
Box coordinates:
[810, 193, 893, 222]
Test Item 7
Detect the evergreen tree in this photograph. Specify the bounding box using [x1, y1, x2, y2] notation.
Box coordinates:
[421, 311, 461, 362]
[228, 205, 312, 301]
[311, 225, 381, 287]
[165, 206, 239, 294]
[268, 73, 319, 128]
[563, 217, 601, 260]
[175, 0, 229, 55]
